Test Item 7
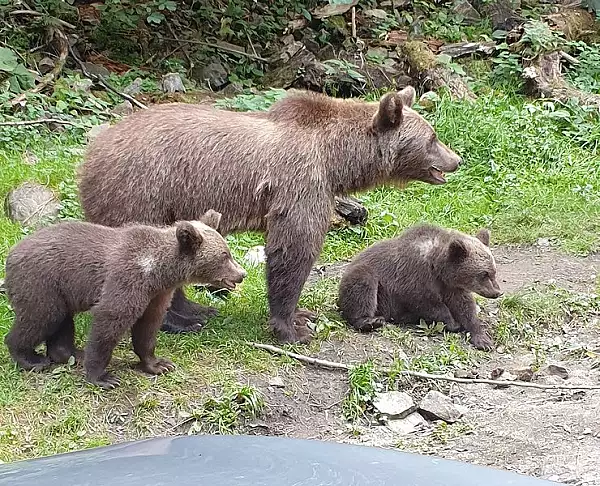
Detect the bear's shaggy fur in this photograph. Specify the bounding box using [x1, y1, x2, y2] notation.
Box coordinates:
[4, 210, 246, 389]
[337, 224, 502, 350]
[78, 86, 462, 344]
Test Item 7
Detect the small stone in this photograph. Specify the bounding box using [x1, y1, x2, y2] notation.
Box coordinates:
[87, 123, 110, 141]
[123, 77, 143, 95]
[511, 367, 534, 382]
[22, 151, 39, 165]
[244, 245, 266, 266]
[268, 376, 285, 388]
[418, 91, 440, 110]
[39, 57, 55, 74]
[373, 391, 416, 419]
[387, 412, 428, 435]
[111, 100, 134, 116]
[5, 182, 61, 229]
[541, 364, 569, 380]
[537, 237, 551, 247]
[161, 73, 186, 93]
[196, 62, 229, 91]
[419, 390, 463, 423]
[363, 9, 388, 19]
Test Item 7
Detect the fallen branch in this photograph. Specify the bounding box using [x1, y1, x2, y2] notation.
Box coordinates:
[69, 46, 148, 110]
[523, 51, 600, 108]
[248, 342, 600, 391]
[162, 38, 269, 63]
[10, 28, 68, 106]
[0, 118, 78, 127]
[9, 9, 76, 30]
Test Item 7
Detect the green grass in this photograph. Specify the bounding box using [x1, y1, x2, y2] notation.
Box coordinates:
[0, 79, 599, 462]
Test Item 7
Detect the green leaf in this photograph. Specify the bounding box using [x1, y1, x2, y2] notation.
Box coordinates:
[147, 12, 165, 24]
[0, 47, 19, 73]
[436, 53, 452, 65]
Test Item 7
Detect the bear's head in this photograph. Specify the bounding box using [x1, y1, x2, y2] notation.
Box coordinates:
[443, 228, 502, 299]
[175, 210, 247, 290]
[371, 87, 461, 186]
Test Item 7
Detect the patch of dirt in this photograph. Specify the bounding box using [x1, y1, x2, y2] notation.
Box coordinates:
[246, 245, 600, 485]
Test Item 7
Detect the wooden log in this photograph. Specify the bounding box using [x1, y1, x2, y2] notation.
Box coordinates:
[400, 41, 476, 100]
[523, 51, 600, 108]
[439, 41, 497, 58]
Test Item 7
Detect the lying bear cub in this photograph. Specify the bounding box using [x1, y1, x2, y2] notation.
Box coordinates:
[4, 210, 246, 389]
[337, 224, 503, 350]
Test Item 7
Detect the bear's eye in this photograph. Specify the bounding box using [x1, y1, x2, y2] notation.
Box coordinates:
[479, 271, 489, 280]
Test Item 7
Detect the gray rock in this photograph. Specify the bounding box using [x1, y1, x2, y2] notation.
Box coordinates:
[541, 364, 569, 380]
[373, 391, 416, 419]
[71, 78, 94, 93]
[418, 91, 441, 110]
[363, 9, 388, 20]
[196, 62, 229, 91]
[82, 62, 110, 78]
[38, 57, 55, 74]
[111, 100, 134, 116]
[387, 412, 428, 435]
[452, 0, 481, 25]
[5, 182, 61, 229]
[161, 73, 186, 93]
[87, 123, 111, 142]
[419, 390, 463, 423]
[123, 77, 143, 95]
[268, 376, 285, 388]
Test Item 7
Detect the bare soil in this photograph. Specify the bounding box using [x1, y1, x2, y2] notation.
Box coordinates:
[243, 245, 600, 485]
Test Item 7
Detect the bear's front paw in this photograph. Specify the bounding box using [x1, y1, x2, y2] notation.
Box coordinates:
[269, 317, 313, 344]
[469, 331, 494, 351]
[87, 371, 121, 390]
[138, 357, 176, 375]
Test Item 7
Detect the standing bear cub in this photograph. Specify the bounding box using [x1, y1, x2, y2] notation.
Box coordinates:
[4, 210, 246, 389]
[78, 86, 462, 345]
[337, 224, 503, 350]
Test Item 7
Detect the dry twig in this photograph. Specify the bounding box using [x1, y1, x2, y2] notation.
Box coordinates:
[248, 342, 600, 391]
[0, 118, 78, 127]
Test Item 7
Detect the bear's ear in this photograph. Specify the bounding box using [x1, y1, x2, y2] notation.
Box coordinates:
[199, 209, 222, 231]
[397, 85, 416, 108]
[372, 92, 405, 132]
[176, 222, 203, 254]
[448, 239, 468, 263]
[475, 228, 490, 247]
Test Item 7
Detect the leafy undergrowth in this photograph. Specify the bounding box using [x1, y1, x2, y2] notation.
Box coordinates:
[1, 77, 600, 462]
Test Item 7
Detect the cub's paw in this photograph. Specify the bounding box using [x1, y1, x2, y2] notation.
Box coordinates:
[354, 316, 386, 333]
[469, 332, 494, 351]
[87, 372, 121, 390]
[138, 357, 176, 375]
[161, 311, 204, 334]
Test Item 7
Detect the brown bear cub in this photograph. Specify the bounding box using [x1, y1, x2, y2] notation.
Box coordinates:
[4, 210, 246, 389]
[337, 224, 503, 350]
[78, 86, 462, 345]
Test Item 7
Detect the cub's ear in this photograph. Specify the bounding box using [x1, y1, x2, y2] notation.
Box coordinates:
[176, 222, 203, 254]
[199, 209, 222, 231]
[397, 85, 416, 108]
[475, 228, 491, 247]
[448, 239, 468, 263]
[372, 86, 415, 132]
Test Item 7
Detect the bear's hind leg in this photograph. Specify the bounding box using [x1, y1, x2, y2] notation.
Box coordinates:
[46, 315, 84, 365]
[161, 287, 217, 334]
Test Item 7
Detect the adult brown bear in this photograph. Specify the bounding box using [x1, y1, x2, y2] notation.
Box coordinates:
[78, 86, 462, 344]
